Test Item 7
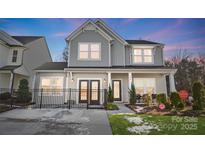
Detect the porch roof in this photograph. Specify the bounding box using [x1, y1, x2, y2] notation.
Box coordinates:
[0, 65, 21, 71]
[35, 62, 67, 70]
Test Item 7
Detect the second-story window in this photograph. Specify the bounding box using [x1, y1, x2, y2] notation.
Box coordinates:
[79, 43, 101, 60]
[12, 50, 18, 63]
[133, 48, 153, 64]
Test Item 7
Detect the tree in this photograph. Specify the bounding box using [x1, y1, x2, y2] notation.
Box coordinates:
[107, 85, 114, 102]
[192, 81, 205, 110]
[129, 83, 137, 105]
[17, 79, 31, 103]
[62, 45, 69, 62]
[165, 49, 203, 92]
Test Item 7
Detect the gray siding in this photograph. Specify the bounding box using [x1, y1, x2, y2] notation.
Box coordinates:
[69, 31, 109, 67]
[23, 38, 52, 88]
[68, 25, 164, 67]
[154, 46, 164, 65]
[0, 44, 9, 67]
[111, 40, 125, 66]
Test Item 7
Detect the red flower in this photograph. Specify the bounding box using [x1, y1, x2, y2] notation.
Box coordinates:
[159, 103, 165, 110]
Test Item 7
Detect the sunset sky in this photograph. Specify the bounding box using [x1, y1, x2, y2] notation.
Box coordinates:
[0, 18, 205, 61]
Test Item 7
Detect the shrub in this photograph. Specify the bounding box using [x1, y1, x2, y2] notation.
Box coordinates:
[0, 92, 11, 100]
[143, 94, 152, 106]
[129, 83, 137, 105]
[156, 93, 166, 104]
[170, 92, 181, 107]
[164, 102, 172, 110]
[177, 102, 185, 110]
[17, 79, 32, 103]
[192, 81, 205, 110]
[107, 85, 114, 103]
[104, 103, 119, 110]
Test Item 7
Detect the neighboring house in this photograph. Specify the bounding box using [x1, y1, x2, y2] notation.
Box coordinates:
[34, 19, 177, 105]
[0, 30, 52, 93]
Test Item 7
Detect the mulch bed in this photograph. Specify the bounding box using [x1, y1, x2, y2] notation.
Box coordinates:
[126, 104, 205, 117]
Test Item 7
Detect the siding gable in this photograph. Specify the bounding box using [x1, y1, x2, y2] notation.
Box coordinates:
[69, 30, 110, 67]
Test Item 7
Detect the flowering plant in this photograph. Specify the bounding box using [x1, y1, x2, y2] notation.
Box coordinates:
[159, 103, 165, 110]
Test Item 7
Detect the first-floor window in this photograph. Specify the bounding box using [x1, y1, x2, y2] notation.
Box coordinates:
[40, 77, 63, 96]
[133, 78, 156, 95]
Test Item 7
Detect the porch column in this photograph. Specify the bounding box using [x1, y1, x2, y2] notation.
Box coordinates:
[64, 72, 69, 103]
[9, 72, 14, 93]
[169, 73, 176, 92]
[107, 72, 111, 88]
[31, 73, 36, 102]
[128, 72, 132, 89]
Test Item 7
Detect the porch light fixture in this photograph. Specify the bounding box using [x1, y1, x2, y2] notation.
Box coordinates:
[71, 78, 74, 82]
[103, 78, 106, 83]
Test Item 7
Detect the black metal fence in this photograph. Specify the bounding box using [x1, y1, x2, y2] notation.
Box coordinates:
[32, 88, 107, 109]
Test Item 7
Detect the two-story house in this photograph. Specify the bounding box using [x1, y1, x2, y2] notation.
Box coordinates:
[33, 19, 177, 105]
[0, 30, 52, 93]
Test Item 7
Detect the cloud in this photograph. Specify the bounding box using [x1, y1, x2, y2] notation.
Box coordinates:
[144, 19, 187, 40]
[165, 37, 205, 51]
[120, 18, 140, 25]
[52, 32, 68, 37]
[62, 18, 87, 28]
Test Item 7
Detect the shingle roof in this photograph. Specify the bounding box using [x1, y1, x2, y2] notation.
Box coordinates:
[126, 40, 162, 45]
[0, 65, 21, 71]
[0, 30, 23, 46]
[12, 36, 43, 44]
[35, 62, 67, 70]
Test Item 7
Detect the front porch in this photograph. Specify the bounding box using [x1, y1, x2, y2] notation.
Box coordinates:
[0, 65, 30, 94]
[32, 67, 177, 107]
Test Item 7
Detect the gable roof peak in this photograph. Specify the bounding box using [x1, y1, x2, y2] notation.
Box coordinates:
[0, 30, 24, 47]
[65, 19, 113, 41]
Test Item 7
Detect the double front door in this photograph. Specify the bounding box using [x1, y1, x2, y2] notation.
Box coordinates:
[79, 80, 100, 105]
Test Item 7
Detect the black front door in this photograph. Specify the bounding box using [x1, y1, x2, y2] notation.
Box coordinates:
[112, 80, 122, 101]
[79, 80, 100, 104]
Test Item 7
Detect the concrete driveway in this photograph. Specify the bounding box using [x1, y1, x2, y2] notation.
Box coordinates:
[0, 108, 112, 135]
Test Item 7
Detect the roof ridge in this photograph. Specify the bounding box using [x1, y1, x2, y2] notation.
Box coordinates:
[0, 30, 23, 46]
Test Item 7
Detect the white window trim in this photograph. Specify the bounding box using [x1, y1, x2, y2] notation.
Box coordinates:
[133, 78, 156, 94]
[78, 42, 101, 61]
[39, 76, 64, 96]
[132, 48, 154, 64]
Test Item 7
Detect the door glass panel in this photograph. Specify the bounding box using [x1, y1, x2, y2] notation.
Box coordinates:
[114, 81, 120, 99]
[80, 81, 88, 100]
[91, 81, 98, 101]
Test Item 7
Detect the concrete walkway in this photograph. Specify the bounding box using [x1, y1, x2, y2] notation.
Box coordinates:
[106, 103, 135, 115]
[0, 108, 112, 135]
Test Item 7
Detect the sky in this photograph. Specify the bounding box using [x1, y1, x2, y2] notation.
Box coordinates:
[0, 18, 205, 61]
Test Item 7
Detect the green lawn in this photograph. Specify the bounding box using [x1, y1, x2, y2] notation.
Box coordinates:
[109, 114, 205, 135]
